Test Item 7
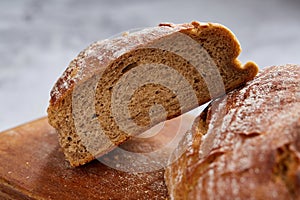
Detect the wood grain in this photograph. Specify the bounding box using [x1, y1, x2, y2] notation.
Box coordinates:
[0, 115, 194, 200]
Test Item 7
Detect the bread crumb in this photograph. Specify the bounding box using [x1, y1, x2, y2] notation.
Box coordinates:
[122, 32, 129, 37]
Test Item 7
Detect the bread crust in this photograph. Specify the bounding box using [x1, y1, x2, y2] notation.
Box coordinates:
[165, 64, 300, 200]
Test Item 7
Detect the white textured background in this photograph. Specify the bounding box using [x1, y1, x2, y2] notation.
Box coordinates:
[0, 0, 300, 131]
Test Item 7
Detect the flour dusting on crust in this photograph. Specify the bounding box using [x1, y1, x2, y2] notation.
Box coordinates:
[166, 64, 300, 199]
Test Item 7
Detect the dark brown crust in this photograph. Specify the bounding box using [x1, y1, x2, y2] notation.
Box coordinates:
[165, 64, 300, 199]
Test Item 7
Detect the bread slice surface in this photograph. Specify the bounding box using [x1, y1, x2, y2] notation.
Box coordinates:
[47, 21, 258, 166]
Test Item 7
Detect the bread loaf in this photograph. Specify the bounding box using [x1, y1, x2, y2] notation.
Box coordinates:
[47, 21, 258, 166]
[165, 64, 300, 199]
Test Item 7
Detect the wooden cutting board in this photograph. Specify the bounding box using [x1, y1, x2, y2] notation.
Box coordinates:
[0, 115, 194, 200]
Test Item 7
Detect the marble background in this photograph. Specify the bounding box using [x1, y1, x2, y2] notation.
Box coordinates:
[0, 0, 299, 131]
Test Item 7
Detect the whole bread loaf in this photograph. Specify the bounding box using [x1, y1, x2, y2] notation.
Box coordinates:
[165, 64, 300, 200]
[47, 21, 258, 166]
